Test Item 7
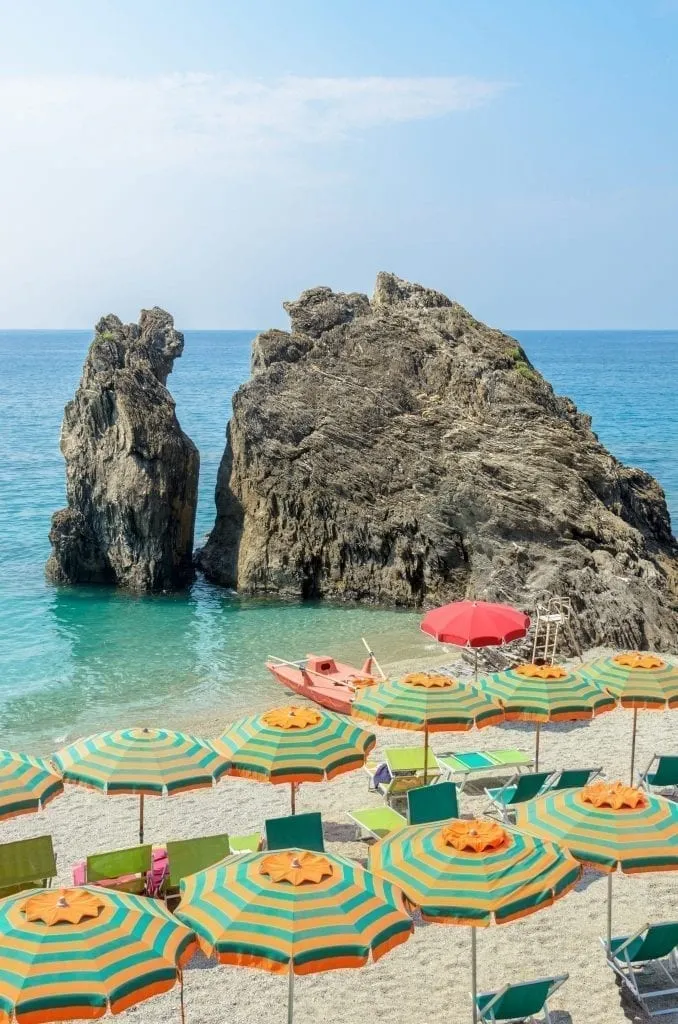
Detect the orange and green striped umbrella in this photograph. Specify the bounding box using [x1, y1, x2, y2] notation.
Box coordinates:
[580, 652, 678, 781]
[515, 780, 678, 947]
[474, 663, 615, 769]
[176, 848, 413, 1024]
[351, 673, 504, 782]
[369, 818, 580, 1023]
[214, 706, 375, 814]
[0, 886, 196, 1024]
[0, 752, 63, 823]
[53, 728, 229, 843]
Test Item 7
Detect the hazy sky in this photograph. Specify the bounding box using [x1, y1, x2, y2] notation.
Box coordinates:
[1, 0, 677, 329]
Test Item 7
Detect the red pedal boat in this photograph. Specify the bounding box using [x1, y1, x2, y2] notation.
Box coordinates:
[265, 653, 380, 715]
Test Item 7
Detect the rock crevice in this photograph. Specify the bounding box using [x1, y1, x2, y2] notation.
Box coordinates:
[46, 307, 199, 592]
[199, 273, 678, 650]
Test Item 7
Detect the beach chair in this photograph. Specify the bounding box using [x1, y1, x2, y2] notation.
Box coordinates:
[367, 748, 442, 807]
[547, 767, 602, 790]
[475, 973, 568, 1023]
[0, 835, 56, 898]
[229, 832, 263, 854]
[347, 806, 406, 840]
[86, 844, 153, 894]
[407, 781, 459, 825]
[639, 755, 678, 796]
[436, 749, 533, 791]
[265, 812, 325, 852]
[485, 772, 552, 821]
[602, 921, 678, 1017]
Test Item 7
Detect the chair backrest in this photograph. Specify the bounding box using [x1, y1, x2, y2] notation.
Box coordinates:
[86, 844, 152, 883]
[633, 922, 678, 962]
[551, 768, 599, 790]
[652, 756, 678, 787]
[265, 812, 325, 853]
[167, 834, 232, 888]
[510, 772, 551, 804]
[0, 835, 56, 892]
[489, 979, 553, 1020]
[407, 782, 459, 825]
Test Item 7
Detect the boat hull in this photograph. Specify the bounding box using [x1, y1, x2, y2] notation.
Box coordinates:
[265, 654, 376, 715]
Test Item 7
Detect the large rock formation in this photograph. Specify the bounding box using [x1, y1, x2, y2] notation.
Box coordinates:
[199, 273, 678, 650]
[46, 307, 199, 592]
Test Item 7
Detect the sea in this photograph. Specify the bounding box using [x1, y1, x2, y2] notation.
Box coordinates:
[1, 328, 676, 751]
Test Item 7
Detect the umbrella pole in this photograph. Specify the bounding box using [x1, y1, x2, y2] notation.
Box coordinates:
[535, 723, 541, 772]
[474, 649, 478, 684]
[139, 793, 145, 845]
[288, 960, 295, 1024]
[423, 724, 429, 785]
[607, 873, 613, 952]
[630, 708, 638, 785]
[179, 970, 185, 1024]
[290, 783, 296, 815]
[470, 927, 478, 1024]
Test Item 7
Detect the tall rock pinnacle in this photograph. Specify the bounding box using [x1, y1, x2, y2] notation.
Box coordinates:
[198, 273, 678, 650]
[46, 307, 199, 592]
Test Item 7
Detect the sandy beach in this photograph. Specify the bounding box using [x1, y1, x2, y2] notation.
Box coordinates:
[3, 647, 677, 1024]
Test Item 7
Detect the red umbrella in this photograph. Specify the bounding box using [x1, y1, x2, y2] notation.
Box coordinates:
[421, 600, 530, 680]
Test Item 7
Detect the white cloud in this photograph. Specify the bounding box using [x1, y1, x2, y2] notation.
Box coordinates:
[0, 73, 507, 171]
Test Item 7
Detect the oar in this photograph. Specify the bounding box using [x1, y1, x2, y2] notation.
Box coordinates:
[361, 637, 387, 679]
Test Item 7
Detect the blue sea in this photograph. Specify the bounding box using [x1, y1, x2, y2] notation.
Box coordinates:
[0, 328, 676, 751]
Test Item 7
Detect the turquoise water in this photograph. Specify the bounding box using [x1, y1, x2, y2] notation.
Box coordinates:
[1, 328, 676, 750]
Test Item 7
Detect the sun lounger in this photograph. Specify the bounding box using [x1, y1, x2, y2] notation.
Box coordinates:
[602, 921, 678, 1017]
[485, 772, 552, 821]
[265, 811, 325, 852]
[436, 749, 533, 791]
[364, 750, 441, 807]
[347, 806, 406, 840]
[475, 973, 568, 1023]
[86, 844, 153, 894]
[639, 755, 678, 796]
[229, 832, 262, 854]
[407, 781, 459, 825]
[0, 835, 56, 898]
[546, 767, 602, 790]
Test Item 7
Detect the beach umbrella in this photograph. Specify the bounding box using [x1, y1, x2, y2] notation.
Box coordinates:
[369, 817, 580, 1023]
[53, 728, 229, 843]
[0, 885, 196, 1023]
[176, 847, 413, 1024]
[0, 751, 63, 823]
[421, 600, 530, 680]
[474, 662, 615, 770]
[351, 673, 504, 782]
[515, 779, 678, 949]
[214, 705, 375, 814]
[579, 652, 678, 782]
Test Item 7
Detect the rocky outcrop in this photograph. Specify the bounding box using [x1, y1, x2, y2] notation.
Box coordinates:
[199, 273, 678, 650]
[46, 308, 199, 592]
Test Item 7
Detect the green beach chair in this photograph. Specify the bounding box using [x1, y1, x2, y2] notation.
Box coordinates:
[407, 781, 459, 825]
[265, 812, 325, 852]
[639, 754, 678, 796]
[602, 921, 678, 1017]
[229, 832, 262, 854]
[86, 844, 152, 894]
[485, 772, 552, 821]
[347, 806, 406, 840]
[475, 974, 568, 1023]
[166, 834, 232, 888]
[0, 835, 56, 898]
[547, 767, 602, 790]
[436, 749, 533, 791]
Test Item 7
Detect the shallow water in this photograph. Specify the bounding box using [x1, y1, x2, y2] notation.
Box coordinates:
[0, 327, 675, 749]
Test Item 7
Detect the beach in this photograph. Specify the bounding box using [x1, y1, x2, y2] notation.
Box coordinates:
[6, 647, 678, 1024]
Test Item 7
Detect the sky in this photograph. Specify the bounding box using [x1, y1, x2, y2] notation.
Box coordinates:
[1, 0, 677, 329]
